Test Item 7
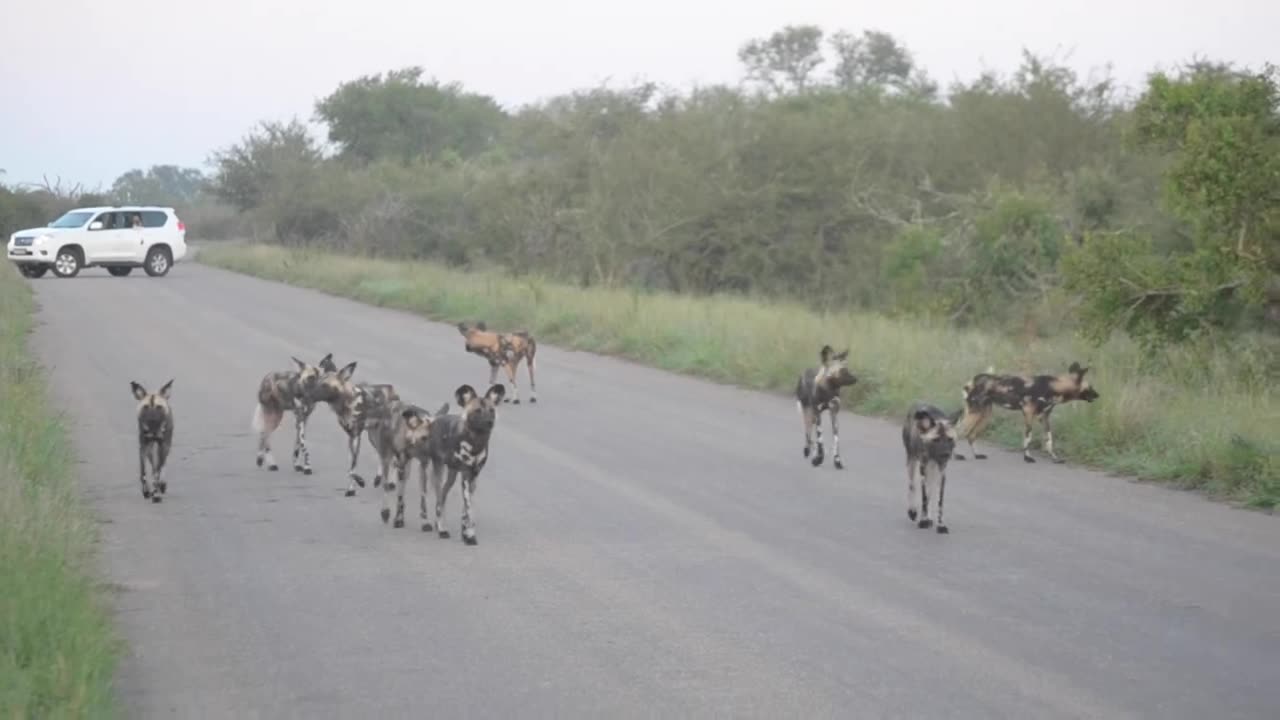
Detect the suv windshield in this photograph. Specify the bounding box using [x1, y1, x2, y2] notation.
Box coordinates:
[48, 211, 95, 229]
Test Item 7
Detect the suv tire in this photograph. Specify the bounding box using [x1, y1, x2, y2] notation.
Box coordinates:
[53, 248, 82, 278]
[144, 246, 172, 277]
[107, 266, 133, 277]
[19, 264, 49, 278]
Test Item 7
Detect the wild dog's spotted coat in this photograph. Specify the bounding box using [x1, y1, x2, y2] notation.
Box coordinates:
[424, 383, 506, 545]
[368, 399, 450, 528]
[457, 321, 538, 404]
[308, 359, 402, 496]
[902, 402, 957, 533]
[954, 361, 1100, 463]
[131, 379, 175, 503]
[794, 345, 859, 469]
[251, 353, 336, 474]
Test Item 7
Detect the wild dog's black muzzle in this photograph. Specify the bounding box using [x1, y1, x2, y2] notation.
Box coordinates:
[139, 411, 167, 441]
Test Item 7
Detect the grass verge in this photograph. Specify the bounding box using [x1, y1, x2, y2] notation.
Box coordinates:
[199, 243, 1280, 510]
[1, 265, 120, 717]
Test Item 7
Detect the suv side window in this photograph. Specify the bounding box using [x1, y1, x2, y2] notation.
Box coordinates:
[90, 211, 120, 230]
[139, 211, 168, 228]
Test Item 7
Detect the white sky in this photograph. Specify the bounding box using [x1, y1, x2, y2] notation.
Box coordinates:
[1, 0, 1275, 190]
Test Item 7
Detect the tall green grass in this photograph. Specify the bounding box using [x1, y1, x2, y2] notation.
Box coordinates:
[200, 243, 1280, 509]
[1, 266, 120, 717]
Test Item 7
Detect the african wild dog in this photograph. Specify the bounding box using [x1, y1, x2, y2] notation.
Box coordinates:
[457, 321, 538, 404]
[251, 353, 337, 474]
[902, 402, 957, 534]
[953, 362, 1101, 464]
[131, 379, 175, 503]
[425, 383, 506, 545]
[306, 359, 402, 496]
[794, 345, 858, 469]
[367, 399, 451, 528]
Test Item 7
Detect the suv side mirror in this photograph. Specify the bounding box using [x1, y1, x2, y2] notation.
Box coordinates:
[88, 221, 104, 230]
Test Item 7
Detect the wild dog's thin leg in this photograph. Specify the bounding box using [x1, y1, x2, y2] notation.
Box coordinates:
[487, 362, 499, 390]
[811, 410, 826, 467]
[460, 472, 478, 545]
[436, 467, 459, 539]
[419, 461, 433, 532]
[155, 440, 169, 495]
[368, 428, 388, 489]
[392, 458, 409, 528]
[147, 443, 163, 504]
[917, 462, 933, 529]
[527, 353, 537, 403]
[798, 402, 814, 458]
[968, 407, 991, 460]
[291, 408, 303, 471]
[255, 431, 267, 469]
[953, 405, 971, 460]
[344, 428, 366, 497]
[138, 442, 152, 500]
[257, 427, 276, 471]
[292, 405, 313, 474]
[379, 456, 393, 490]
[1042, 408, 1063, 463]
[378, 427, 395, 489]
[504, 359, 520, 405]
[256, 407, 281, 471]
[935, 466, 949, 534]
[1021, 402, 1038, 463]
[257, 427, 275, 471]
[906, 458, 918, 522]
[829, 398, 844, 470]
[955, 405, 991, 460]
[379, 450, 395, 524]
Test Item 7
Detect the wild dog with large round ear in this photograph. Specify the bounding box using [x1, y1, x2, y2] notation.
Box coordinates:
[424, 383, 506, 545]
[953, 361, 1101, 464]
[250, 352, 335, 474]
[794, 345, 858, 469]
[307, 360, 401, 497]
[457, 321, 539, 404]
[902, 402, 957, 534]
[368, 399, 451, 529]
[131, 378, 175, 503]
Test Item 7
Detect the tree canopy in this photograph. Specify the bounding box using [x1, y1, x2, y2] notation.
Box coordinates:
[179, 25, 1279, 345]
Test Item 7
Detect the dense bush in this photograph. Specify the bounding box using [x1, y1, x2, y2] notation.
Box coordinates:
[197, 26, 1278, 346]
[0, 166, 242, 242]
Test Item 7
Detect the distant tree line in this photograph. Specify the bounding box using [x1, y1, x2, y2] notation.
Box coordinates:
[0, 164, 240, 244]
[6, 24, 1277, 348]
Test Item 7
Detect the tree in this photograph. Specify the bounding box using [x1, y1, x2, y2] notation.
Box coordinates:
[1063, 62, 1280, 345]
[111, 165, 208, 205]
[207, 118, 323, 212]
[313, 67, 507, 165]
[737, 25, 826, 95]
[829, 29, 917, 93]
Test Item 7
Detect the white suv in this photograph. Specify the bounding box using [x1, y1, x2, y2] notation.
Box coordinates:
[7, 205, 188, 278]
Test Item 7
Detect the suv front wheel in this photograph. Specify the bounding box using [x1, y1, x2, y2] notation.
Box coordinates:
[53, 248, 83, 278]
[18, 264, 49, 278]
[144, 246, 172, 277]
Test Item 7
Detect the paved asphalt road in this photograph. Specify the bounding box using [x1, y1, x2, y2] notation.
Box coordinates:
[25, 259, 1280, 719]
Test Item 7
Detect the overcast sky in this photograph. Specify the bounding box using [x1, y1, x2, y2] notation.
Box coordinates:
[1, 0, 1275, 191]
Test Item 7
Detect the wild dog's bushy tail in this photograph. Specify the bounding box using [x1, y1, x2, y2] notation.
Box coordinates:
[252, 402, 284, 435]
[251, 402, 266, 433]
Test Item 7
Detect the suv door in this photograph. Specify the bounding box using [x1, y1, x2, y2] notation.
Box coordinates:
[131, 210, 171, 262]
[85, 211, 129, 261]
